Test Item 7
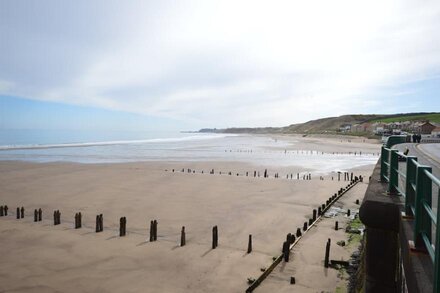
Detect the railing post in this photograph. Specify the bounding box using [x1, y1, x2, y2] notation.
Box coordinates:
[414, 166, 432, 249]
[388, 150, 398, 194]
[380, 146, 387, 182]
[434, 188, 440, 293]
[405, 157, 417, 216]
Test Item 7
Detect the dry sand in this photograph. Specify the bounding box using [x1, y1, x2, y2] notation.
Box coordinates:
[0, 136, 379, 293]
[258, 180, 369, 292]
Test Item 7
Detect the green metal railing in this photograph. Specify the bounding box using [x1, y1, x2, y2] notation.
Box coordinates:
[380, 144, 440, 292]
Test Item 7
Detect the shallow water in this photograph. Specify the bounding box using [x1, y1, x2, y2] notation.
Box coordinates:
[0, 131, 379, 173]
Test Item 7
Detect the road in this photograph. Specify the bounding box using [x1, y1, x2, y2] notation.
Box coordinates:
[394, 143, 440, 180]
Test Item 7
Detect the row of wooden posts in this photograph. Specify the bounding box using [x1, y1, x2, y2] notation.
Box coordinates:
[280, 179, 359, 263]
[222, 149, 378, 156]
[2, 178, 360, 256]
[1, 207, 228, 250]
[172, 168, 362, 183]
[0, 205, 9, 216]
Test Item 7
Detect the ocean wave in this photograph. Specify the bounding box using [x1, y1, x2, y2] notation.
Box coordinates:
[0, 133, 237, 151]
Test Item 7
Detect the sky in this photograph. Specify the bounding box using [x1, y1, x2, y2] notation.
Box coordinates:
[1, 0, 440, 131]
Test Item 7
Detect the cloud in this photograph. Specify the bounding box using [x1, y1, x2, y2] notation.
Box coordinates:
[1, 0, 440, 127]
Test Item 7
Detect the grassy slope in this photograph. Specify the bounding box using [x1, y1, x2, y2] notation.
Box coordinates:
[284, 114, 383, 133]
[371, 113, 440, 124]
[201, 112, 440, 134]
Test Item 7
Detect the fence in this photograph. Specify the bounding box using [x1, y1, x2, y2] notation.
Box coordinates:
[380, 145, 440, 293]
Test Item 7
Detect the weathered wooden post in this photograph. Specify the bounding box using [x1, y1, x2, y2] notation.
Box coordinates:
[303, 222, 308, 231]
[0, 206, 3, 217]
[338, 172, 340, 181]
[264, 169, 267, 178]
[308, 218, 313, 226]
[181, 226, 186, 246]
[247, 234, 252, 253]
[120, 217, 124, 237]
[296, 228, 302, 237]
[153, 220, 157, 241]
[335, 221, 339, 230]
[290, 277, 296, 284]
[54, 210, 57, 225]
[283, 241, 289, 262]
[78, 212, 82, 228]
[16, 207, 20, 219]
[351, 172, 353, 181]
[96, 215, 100, 232]
[318, 207, 322, 216]
[324, 238, 331, 268]
[56, 210, 61, 225]
[20, 207, 24, 218]
[356, 199, 360, 205]
[212, 226, 218, 249]
[313, 209, 317, 221]
[4, 205, 7, 216]
[286, 233, 292, 244]
[34, 209, 38, 222]
[347, 209, 351, 217]
[75, 213, 78, 228]
[38, 208, 42, 221]
[149, 220, 154, 241]
[99, 214, 103, 231]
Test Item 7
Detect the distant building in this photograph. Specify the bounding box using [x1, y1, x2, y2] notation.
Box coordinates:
[350, 124, 362, 132]
[361, 122, 373, 132]
[339, 124, 351, 133]
[431, 127, 440, 138]
[374, 126, 384, 135]
[418, 122, 436, 134]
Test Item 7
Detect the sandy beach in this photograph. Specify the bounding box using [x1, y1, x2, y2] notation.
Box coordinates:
[0, 135, 379, 292]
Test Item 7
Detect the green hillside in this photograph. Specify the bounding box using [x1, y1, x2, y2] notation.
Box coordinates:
[371, 113, 440, 124]
[198, 112, 440, 135]
[284, 114, 383, 133]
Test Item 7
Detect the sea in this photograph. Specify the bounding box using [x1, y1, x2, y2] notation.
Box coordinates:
[0, 129, 378, 173]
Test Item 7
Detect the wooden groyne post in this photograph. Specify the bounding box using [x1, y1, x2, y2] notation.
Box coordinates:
[96, 214, 103, 232]
[53, 210, 61, 225]
[247, 234, 252, 253]
[181, 226, 186, 246]
[119, 217, 126, 237]
[212, 226, 218, 249]
[324, 238, 331, 268]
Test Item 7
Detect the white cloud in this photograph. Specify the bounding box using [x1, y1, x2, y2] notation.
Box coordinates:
[1, 0, 440, 127]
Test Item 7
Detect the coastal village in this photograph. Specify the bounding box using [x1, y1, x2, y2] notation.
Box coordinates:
[340, 120, 440, 137]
